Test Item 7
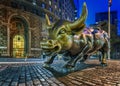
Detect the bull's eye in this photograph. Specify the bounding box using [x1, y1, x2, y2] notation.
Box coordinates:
[59, 29, 66, 34]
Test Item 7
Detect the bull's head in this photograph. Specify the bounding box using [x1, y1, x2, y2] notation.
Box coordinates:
[40, 2, 88, 55]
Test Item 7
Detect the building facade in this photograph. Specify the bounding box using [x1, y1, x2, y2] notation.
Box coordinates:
[0, 0, 76, 58]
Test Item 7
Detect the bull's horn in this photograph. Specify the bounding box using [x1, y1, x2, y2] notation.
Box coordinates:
[68, 2, 88, 30]
[45, 14, 51, 26]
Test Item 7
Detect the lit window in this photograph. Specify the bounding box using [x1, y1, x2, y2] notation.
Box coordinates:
[13, 35, 24, 57]
[59, 9, 61, 12]
[75, 17, 77, 20]
[55, 5, 57, 9]
[32, 0, 36, 5]
[75, 10, 77, 12]
[49, 0, 52, 5]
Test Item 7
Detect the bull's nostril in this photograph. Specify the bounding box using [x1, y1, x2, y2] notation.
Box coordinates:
[48, 40, 53, 44]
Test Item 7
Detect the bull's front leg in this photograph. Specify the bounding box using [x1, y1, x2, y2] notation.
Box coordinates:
[71, 45, 89, 67]
[79, 55, 89, 62]
[65, 45, 89, 68]
[43, 53, 57, 68]
[65, 40, 92, 68]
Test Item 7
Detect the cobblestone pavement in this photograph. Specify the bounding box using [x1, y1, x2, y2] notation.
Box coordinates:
[58, 60, 120, 86]
[0, 63, 65, 86]
[0, 59, 120, 86]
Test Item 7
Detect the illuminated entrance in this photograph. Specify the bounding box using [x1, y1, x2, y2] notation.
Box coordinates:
[9, 15, 29, 58]
[13, 35, 24, 58]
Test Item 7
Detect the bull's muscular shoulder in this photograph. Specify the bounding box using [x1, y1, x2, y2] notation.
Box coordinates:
[73, 33, 86, 45]
[69, 34, 87, 55]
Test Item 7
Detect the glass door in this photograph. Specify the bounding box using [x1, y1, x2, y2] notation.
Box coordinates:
[13, 35, 24, 58]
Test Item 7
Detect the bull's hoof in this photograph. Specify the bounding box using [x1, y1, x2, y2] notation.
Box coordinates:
[63, 64, 75, 69]
[63, 64, 75, 73]
[62, 67, 75, 73]
[101, 63, 107, 67]
[43, 63, 51, 68]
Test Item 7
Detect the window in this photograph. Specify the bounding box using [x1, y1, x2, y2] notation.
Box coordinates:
[118, 23, 120, 36]
[20, 5, 26, 11]
[26, 0, 33, 3]
[59, 8, 61, 12]
[54, 0, 57, 2]
[32, 0, 36, 5]
[32, 9, 39, 15]
[49, 0, 52, 5]
[50, 16, 53, 21]
[41, 3, 45, 8]
[49, 7, 52, 12]
[55, 5, 57, 9]
[75, 17, 77, 20]
[42, 12, 45, 17]
[59, 2, 61, 8]
[54, 11, 57, 15]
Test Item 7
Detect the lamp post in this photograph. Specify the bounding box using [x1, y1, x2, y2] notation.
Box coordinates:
[108, 0, 112, 59]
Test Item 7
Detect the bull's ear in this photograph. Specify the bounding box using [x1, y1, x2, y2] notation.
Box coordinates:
[45, 14, 51, 26]
[68, 2, 88, 32]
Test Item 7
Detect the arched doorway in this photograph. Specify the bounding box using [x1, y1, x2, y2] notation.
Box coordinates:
[9, 15, 29, 58]
[13, 35, 24, 58]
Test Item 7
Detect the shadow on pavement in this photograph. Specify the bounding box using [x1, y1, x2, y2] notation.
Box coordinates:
[44, 62, 100, 78]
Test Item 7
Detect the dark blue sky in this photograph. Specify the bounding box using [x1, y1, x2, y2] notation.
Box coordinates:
[74, 0, 120, 26]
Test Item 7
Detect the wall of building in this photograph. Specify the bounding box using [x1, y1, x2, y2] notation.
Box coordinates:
[0, 5, 42, 57]
[0, 0, 76, 58]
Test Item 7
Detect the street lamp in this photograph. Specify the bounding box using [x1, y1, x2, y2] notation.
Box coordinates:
[108, 0, 112, 59]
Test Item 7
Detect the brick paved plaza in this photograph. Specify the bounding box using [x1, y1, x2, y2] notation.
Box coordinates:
[58, 60, 120, 86]
[0, 59, 120, 86]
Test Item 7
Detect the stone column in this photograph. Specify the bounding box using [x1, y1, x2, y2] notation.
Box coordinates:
[7, 24, 10, 56]
[28, 28, 31, 57]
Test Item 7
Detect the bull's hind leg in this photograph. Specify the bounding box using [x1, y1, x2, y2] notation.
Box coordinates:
[100, 44, 108, 67]
[101, 51, 107, 67]
[100, 37, 109, 67]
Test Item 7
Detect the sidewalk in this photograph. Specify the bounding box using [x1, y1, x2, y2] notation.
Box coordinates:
[0, 57, 45, 65]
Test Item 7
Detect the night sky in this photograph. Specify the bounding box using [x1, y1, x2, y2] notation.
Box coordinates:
[74, 0, 120, 26]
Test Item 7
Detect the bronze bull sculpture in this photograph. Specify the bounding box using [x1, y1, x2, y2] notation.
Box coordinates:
[40, 2, 110, 68]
